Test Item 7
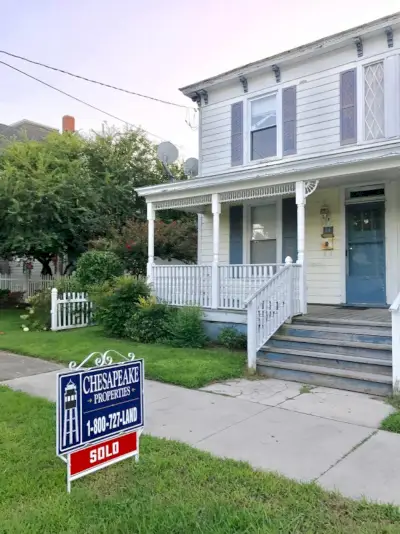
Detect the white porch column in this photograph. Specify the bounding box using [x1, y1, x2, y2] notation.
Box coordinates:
[296, 181, 307, 314]
[147, 202, 155, 284]
[211, 193, 221, 309]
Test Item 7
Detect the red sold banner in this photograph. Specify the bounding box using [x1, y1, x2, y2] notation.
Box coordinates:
[69, 431, 138, 480]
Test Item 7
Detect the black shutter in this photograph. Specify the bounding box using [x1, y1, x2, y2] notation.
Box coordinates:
[282, 86, 297, 155]
[231, 102, 243, 166]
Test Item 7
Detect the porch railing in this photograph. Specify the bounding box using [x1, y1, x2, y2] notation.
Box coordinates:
[151, 263, 290, 310]
[151, 265, 212, 308]
[390, 292, 400, 391]
[219, 264, 286, 310]
[246, 261, 302, 370]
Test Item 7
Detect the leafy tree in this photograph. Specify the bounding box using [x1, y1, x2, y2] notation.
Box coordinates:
[0, 127, 195, 275]
[0, 133, 98, 274]
[91, 217, 197, 276]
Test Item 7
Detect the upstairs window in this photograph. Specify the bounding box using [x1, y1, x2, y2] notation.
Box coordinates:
[364, 62, 384, 141]
[250, 95, 276, 160]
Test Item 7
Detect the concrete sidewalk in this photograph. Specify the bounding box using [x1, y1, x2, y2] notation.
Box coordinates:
[1, 353, 400, 506]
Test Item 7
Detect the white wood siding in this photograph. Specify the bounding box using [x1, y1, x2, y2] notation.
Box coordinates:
[201, 105, 231, 175]
[305, 188, 343, 305]
[297, 73, 340, 154]
[198, 205, 229, 264]
[199, 31, 400, 176]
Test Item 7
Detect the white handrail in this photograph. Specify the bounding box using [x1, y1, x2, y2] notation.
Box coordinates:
[246, 261, 301, 370]
[390, 291, 400, 391]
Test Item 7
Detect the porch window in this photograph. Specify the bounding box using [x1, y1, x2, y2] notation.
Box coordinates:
[250, 95, 277, 160]
[250, 205, 277, 263]
[364, 61, 384, 141]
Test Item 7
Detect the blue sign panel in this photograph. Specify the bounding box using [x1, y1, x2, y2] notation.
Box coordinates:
[57, 359, 144, 456]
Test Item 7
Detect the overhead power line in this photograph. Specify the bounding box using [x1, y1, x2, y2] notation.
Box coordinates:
[0, 50, 194, 110]
[0, 59, 168, 141]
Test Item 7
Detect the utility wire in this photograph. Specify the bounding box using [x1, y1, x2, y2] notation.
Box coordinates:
[0, 60, 167, 141]
[0, 50, 194, 110]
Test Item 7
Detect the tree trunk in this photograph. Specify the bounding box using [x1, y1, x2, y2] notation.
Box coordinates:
[37, 256, 53, 276]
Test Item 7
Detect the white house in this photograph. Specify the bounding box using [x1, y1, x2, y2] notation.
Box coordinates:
[136, 13, 400, 395]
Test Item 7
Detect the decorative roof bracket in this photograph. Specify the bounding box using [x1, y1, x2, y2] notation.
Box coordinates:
[191, 92, 202, 106]
[385, 26, 394, 48]
[272, 64, 281, 83]
[239, 75, 248, 93]
[354, 36, 363, 57]
[199, 89, 208, 105]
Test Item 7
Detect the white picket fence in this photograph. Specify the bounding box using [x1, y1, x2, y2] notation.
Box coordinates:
[50, 288, 94, 331]
[0, 274, 66, 299]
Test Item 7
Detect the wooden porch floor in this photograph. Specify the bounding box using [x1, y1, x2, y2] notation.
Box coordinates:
[303, 305, 391, 325]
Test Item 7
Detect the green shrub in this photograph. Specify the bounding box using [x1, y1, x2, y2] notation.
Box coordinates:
[55, 276, 85, 293]
[91, 276, 150, 337]
[218, 327, 247, 351]
[167, 306, 207, 348]
[125, 296, 176, 344]
[0, 289, 25, 309]
[75, 250, 123, 289]
[21, 289, 52, 331]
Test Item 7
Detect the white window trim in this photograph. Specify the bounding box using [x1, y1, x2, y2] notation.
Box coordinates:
[245, 90, 282, 165]
[356, 53, 400, 145]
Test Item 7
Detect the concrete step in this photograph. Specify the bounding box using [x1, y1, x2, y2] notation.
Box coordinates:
[280, 323, 391, 345]
[259, 346, 392, 376]
[293, 315, 390, 330]
[269, 335, 392, 360]
[256, 359, 392, 396]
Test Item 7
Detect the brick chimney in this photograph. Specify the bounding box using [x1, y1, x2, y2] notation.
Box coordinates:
[62, 115, 75, 132]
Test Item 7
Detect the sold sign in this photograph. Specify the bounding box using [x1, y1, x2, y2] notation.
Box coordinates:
[69, 431, 138, 479]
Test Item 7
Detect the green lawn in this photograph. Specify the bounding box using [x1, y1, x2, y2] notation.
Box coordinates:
[0, 310, 245, 388]
[1, 387, 399, 533]
[381, 395, 400, 434]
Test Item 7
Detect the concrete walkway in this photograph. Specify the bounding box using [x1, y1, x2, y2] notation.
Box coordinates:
[2, 352, 400, 506]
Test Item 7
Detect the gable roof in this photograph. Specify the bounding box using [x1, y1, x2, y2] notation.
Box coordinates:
[180, 12, 400, 97]
[0, 119, 56, 141]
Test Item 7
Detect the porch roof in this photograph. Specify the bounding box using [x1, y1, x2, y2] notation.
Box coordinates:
[135, 142, 400, 210]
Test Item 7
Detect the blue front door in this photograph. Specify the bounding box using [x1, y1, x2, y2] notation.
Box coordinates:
[346, 202, 386, 305]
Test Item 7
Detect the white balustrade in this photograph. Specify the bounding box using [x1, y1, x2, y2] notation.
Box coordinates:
[246, 261, 302, 370]
[151, 265, 212, 308]
[390, 292, 400, 391]
[219, 264, 286, 310]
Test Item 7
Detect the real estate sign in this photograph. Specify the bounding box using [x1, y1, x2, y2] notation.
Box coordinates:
[56, 352, 144, 492]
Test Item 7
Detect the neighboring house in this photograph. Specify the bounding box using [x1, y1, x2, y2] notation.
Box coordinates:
[0, 115, 75, 280]
[0, 119, 57, 142]
[136, 13, 400, 395]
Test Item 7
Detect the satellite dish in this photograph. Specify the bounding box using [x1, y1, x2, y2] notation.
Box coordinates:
[184, 157, 199, 178]
[157, 141, 178, 164]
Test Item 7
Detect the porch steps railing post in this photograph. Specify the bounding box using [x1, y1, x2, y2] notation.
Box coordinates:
[247, 299, 257, 371]
[390, 293, 400, 391]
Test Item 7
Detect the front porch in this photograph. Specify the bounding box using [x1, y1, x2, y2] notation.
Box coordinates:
[136, 157, 400, 393]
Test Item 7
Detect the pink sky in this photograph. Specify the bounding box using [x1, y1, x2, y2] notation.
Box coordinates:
[1, 1, 399, 159]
